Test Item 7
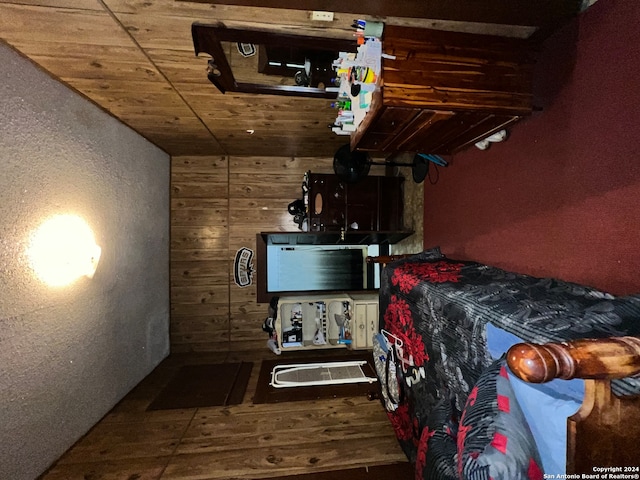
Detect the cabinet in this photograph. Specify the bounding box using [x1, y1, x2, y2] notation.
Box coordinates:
[351, 294, 379, 349]
[276, 294, 378, 351]
[351, 26, 535, 155]
[307, 173, 405, 233]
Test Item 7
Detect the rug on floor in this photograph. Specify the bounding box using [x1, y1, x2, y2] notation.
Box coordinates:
[253, 351, 379, 404]
[147, 362, 253, 410]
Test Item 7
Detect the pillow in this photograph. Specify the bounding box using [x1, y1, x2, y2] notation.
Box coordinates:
[417, 246, 445, 261]
[390, 246, 444, 265]
[457, 357, 544, 480]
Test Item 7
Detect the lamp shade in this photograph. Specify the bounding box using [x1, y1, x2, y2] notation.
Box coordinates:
[332, 144, 371, 183]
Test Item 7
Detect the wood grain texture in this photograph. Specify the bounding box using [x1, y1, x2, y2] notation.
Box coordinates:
[177, 0, 581, 29]
[507, 336, 640, 383]
[1, 5, 576, 474]
[350, 26, 535, 155]
[567, 379, 640, 474]
[506, 337, 640, 473]
[41, 352, 406, 480]
[0, 1, 573, 156]
[170, 154, 336, 353]
[381, 26, 535, 114]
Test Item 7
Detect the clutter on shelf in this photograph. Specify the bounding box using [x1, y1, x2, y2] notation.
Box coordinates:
[330, 20, 384, 136]
[262, 296, 281, 355]
[334, 300, 353, 345]
[282, 303, 304, 348]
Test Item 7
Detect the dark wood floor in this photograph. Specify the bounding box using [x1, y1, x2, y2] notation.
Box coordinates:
[40, 349, 408, 480]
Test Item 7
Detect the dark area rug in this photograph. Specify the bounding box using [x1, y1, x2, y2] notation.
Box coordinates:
[253, 350, 380, 404]
[147, 362, 252, 410]
[268, 463, 414, 479]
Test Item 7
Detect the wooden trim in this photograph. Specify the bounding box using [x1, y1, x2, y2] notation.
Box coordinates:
[365, 254, 415, 266]
[192, 23, 356, 99]
[235, 83, 335, 98]
[179, 0, 583, 29]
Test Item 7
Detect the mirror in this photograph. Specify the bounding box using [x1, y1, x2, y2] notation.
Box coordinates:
[192, 22, 357, 98]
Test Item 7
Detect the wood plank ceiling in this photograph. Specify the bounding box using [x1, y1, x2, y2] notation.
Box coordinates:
[0, 0, 578, 157]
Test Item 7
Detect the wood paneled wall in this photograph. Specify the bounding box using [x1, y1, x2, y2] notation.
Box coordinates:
[170, 155, 335, 353]
[1, 1, 556, 159]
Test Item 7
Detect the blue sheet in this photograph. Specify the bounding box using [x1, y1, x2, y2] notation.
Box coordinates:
[486, 323, 584, 474]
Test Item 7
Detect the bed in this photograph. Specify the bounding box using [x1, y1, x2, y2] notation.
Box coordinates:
[373, 248, 640, 479]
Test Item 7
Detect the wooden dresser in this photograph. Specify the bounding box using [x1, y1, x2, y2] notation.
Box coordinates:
[351, 26, 536, 155]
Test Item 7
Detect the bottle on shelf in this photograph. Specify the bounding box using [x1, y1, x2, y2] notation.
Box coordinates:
[331, 99, 352, 110]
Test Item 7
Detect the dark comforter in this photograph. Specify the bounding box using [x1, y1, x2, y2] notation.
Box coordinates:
[379, 248, 640, 471]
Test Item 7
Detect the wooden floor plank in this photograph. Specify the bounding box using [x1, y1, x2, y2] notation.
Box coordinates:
[41, 456, 170, 480]
[162, 436, 406, 480]
[40, 353, 408, 480]
[265, 463, 414, 480]
[176, 421, 394, 455]
[56, 417, 194, 464]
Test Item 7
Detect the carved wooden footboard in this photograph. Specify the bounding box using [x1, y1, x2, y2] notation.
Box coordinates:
[507, 337, 640, 473]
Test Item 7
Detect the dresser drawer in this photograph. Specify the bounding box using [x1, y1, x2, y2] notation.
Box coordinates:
[369, 106, 420, 135]
[355, 132, 394, 151]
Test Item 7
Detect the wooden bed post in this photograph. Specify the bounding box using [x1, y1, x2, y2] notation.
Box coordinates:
[507, 336, 640, 473]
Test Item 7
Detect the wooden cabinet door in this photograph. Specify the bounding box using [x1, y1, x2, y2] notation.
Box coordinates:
[308, 173, 345, 231]
[307, 173, 404, 233]
[353, 300, 379, 349]
[345, 176, 380, 231]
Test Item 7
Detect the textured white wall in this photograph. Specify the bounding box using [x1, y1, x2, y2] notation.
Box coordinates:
[0, 43, 170, 479]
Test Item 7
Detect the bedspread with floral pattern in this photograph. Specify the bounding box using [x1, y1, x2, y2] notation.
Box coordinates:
[378, 248, 640, 472]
